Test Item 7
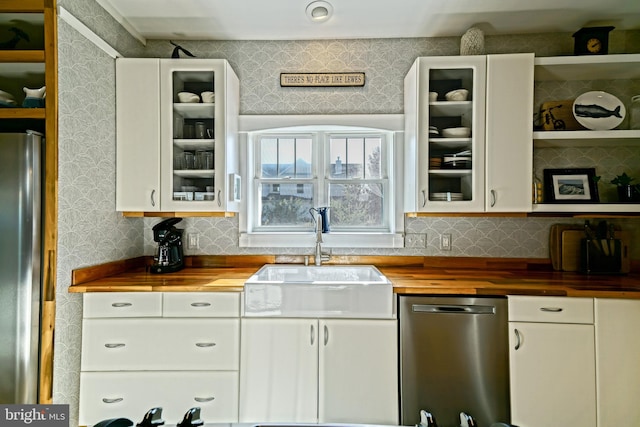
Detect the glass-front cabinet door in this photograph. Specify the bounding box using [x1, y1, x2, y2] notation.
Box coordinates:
[404, 56, 486, 212]
[116, 58, 239, 213]
[160, 59, 240, 212]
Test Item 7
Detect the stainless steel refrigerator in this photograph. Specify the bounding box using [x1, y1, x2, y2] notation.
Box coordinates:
[0, 131, 43, 404]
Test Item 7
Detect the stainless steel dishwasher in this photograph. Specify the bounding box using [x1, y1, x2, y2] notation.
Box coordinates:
[399, 295, 510, 427]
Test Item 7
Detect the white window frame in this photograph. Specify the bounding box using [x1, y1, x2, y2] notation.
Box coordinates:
[239, 115, 405, 248]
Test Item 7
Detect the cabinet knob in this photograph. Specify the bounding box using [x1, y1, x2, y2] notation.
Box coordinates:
[102, 397, 124, 404]
[310, 324, 315, 345]
[104, 343, 126, 348]
[111, 302, 133, 308]
[540, 307, 563, 312]
[190, 302, 212, 307]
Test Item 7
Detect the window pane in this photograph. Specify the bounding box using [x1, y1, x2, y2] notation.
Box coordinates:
[330, 138, 347, 178]
[260, 137, 312, 178]
[365, 137, 382, 179]
[260, 138, 278, 177]
[260, 183, 314, 227]
[330, 136, 381, 179]
[346, 138, 364, 179]
[329, 183, 384, 228]
[278, 138, 295, 177]
[295, 138, 313, 178]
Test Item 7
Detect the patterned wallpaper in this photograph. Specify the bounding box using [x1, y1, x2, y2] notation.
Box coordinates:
[138, 32, 640, 259]
[52, 1, 640, 422]
[54, 17, 143, 425]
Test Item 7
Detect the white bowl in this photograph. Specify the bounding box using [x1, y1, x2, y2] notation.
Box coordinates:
[201, 91, 215, 103]
[445, 89, 469, 101]
[441, 127, 471, 138]
[177, 92, 200, 103]
[428, 91, 438, 102]
[0, 89, 15, 101]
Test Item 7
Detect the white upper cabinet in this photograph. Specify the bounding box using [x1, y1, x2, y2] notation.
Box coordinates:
[116, 58, 161, 211]
[485, 53, 534, 212]
[116, 58, 240, 213]
[404, 54, 534, 213]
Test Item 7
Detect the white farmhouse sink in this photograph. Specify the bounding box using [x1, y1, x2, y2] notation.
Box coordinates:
[243, 265, 394, 318]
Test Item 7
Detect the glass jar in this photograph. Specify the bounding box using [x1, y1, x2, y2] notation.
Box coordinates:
[630, 95, 640, 130]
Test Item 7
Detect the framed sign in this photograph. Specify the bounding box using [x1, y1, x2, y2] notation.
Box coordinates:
[280, 72, 365, 87]
[544, 168, 600, 203]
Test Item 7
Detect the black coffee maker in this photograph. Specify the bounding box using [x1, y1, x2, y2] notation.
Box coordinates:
[151, 218, 185, 274]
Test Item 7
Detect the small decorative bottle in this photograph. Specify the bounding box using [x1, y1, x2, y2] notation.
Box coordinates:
[533, 175, 543, 204]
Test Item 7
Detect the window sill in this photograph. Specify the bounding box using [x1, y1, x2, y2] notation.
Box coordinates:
[239, 232, 405, 248]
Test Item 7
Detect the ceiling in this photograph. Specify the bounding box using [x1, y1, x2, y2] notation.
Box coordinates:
[96, 0, 640, 43]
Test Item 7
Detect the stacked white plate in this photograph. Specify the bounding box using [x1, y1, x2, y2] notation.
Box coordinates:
[430, 192, 464, 201]
[442, 156, 471, 169]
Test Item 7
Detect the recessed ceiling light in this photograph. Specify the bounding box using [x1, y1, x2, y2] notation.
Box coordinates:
[306, 1, 333, 23]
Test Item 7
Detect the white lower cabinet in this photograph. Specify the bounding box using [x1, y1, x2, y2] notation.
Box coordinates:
[595, 298, 640, 426]
[239, 317, 398, 424]
[79, 371, 238, 424]
[508, 296, 596, 427]
[79, 292, 240, 426]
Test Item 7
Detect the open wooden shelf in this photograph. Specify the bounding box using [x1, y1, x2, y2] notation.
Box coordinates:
[0, 108, 45, 119]
[0, 50, 45, 62]
[534, 130, 640, 147]
[0, 0, 45, 13]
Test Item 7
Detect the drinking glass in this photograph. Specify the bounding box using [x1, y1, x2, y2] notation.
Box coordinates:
[195, 122, 206, 139]
[183, 152, 195, 169]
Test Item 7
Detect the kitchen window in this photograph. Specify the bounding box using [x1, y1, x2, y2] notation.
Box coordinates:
[239, 117, 405, 248]
[255, 131, 387, 231]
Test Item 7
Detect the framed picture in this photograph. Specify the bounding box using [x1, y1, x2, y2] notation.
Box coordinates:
[543, 168, 599, 203]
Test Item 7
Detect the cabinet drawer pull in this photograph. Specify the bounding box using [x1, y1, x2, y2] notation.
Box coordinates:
[217, 190, 221, 207]
[104, 343, 126, 349]
[421, 190, 427, 208]
[310, 324, 315, 345]
[102, 398, 123, 404]
[514, 328, 522, 350]
[195, 342, 217, 347]
[490, 189, 496, 207]
[324, 324, 329, 346]
[111, 302, 133, 308]
[151, 189, 156, 207]
[190, 302, 212, 307]
[194, 397, 215, 403]
[540, 307, 563, 312]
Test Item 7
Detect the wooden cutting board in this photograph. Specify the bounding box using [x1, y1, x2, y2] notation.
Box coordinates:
[561, 230, 630, 273]
[549, 224, 583, 270]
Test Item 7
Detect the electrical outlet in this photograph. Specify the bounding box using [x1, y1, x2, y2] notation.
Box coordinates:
[440, 233, 452, 251]
[405, 233, 427, 248]
[187, 233, 200, 249]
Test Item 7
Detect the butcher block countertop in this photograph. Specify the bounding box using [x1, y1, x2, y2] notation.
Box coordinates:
[68, 255, 640, 298]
